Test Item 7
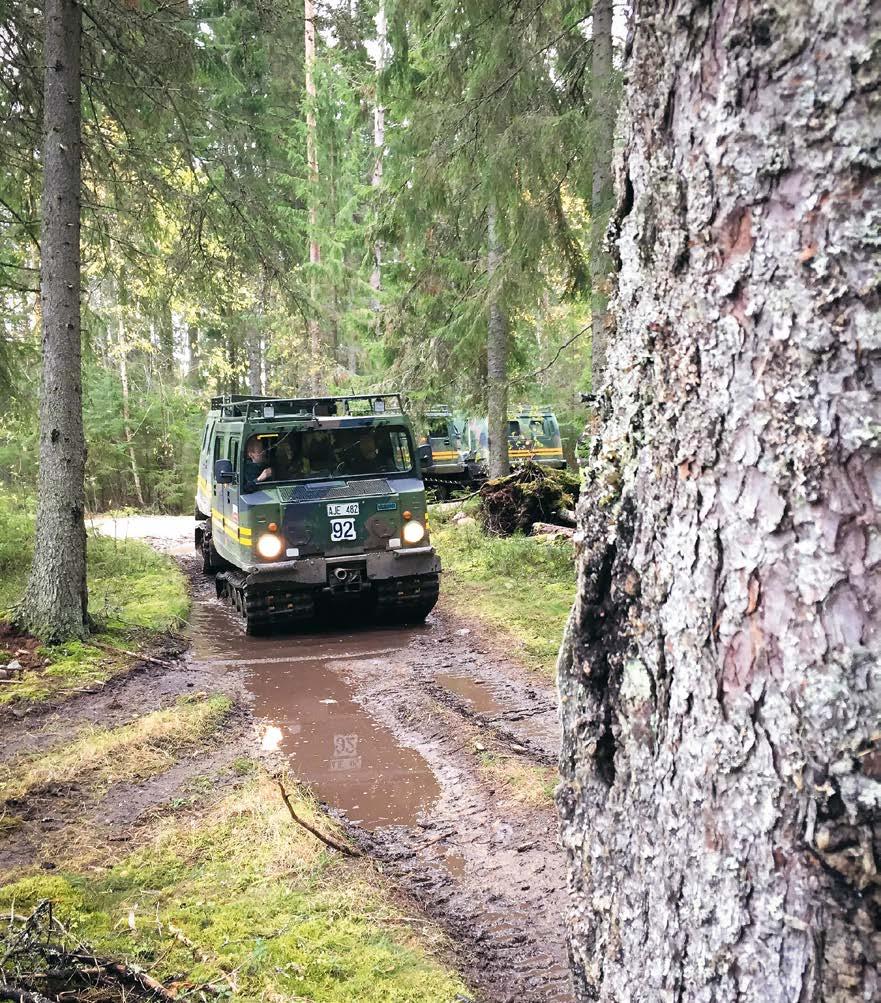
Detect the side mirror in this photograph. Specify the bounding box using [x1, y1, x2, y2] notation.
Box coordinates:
[214, 458, 235, 484]
[417, 443, 432, 465]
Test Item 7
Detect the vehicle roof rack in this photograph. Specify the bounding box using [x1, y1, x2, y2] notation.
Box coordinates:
[210, 393, 405, 421]
[510, 404, 554, 416]
[425, 404, 453, 416]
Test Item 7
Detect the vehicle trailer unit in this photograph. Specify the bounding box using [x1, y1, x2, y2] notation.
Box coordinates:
[195, 393, 440, 633]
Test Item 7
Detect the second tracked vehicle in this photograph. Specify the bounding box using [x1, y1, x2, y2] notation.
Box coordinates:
[195, 394, 441, 633]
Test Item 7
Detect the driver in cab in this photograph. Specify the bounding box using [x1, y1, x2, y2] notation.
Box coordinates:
[243, 436, 273, 492]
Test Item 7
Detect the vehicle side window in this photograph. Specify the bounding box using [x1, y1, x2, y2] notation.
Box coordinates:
[212, 433, 223, 470]
[389, 430, 413, 471]
[202, 421, 212, 452]
[228, 437, 240, 474]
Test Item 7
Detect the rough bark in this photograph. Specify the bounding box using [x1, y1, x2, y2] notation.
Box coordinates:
[20, 0, 87, 641]
[589, 0, 614, 391]
[486, 198, 509, 479]
[558, 1, 881, 1000]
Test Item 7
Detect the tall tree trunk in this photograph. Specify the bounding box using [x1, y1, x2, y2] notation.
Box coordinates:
[116, 314, 145, 508]
[486, 199, 509, 479]
[370, 0, 387, 309]
[186, 321, 199, 386]
[589, 0, 613, 391]
[156, 297, 174, 378]
[558, 1, 881, 1000]
[305, 0, 322, 395]
[21, 0, 87, 641]
[247, 322, 261, 396]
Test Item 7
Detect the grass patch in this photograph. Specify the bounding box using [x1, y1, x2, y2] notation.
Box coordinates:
[0, 488, 189, 705]
[476, 748, 557, 806]
[0, 776, 468, 1002]
[431, 513, 574, 676]
[0, 694, 232, 807]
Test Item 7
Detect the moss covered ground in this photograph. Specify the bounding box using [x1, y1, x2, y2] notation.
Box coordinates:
[431, 503, 575, 677]
[0, 488, 188, 705]
[0, 774, 467, 1002]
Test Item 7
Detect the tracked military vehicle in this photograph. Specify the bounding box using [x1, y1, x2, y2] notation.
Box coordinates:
[421, 405, 567, 495]
[195, 394, 440, 633]
[464, 408, 567, 471]
[418, 406, 483, 497]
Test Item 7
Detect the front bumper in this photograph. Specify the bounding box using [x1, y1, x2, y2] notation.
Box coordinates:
[242, 546, 441, 585]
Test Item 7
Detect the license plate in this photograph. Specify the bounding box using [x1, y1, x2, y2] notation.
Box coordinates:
[327, 502, 359, 517]
[330, 518, 357, 542]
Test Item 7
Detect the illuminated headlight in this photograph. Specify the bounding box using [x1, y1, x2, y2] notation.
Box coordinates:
[402, 519, 426, 544]
[256, 533, 283, 559]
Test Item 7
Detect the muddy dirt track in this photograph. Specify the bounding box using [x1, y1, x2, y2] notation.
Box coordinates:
[10, 517, 575, 1002]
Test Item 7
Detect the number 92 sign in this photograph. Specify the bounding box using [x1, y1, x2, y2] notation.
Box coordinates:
[330, 518, 357, 542]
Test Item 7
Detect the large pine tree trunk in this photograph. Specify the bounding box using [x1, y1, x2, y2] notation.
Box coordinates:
[558, 1, 881, 999]
[486, 199, 509, 479]
[588, 0, 613, 391]
[20, 0, 87, 641]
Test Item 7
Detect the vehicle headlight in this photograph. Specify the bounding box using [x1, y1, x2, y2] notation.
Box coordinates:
[402, 519, 425, 544]
[256, 532, 283, 559]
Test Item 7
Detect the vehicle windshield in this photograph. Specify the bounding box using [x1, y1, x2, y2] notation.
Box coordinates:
[243, 424, 414, 489]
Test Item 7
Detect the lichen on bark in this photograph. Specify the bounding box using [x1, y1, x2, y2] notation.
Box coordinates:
[558, 1, 881, 999]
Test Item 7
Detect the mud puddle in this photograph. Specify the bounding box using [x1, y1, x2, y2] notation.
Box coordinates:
[434, 673, 504, 715]
[189, 600, 440, 829]
[186, 591, 572, 1002]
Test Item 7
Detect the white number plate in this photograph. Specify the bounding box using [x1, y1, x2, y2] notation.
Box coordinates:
[327, 502, 360, 517]
[330, 518, 357, 542]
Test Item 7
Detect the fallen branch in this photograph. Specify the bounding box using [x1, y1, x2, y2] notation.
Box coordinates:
[89, 642, 176, 670]
[530, 522, 575, 538]
[274, 777, 362, 857]
[0, 988, 54, 1003]
[49, 951, 177, 1000]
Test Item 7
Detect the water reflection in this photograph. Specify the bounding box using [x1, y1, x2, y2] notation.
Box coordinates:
[189, 599, 441, 829]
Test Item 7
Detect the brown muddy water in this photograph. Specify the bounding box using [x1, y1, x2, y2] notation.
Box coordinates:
[189, 599, 440, 828]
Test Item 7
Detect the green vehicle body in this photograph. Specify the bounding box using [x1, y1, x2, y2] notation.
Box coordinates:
[195, 394, 441, 632]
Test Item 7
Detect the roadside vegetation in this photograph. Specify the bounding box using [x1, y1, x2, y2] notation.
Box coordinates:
[0, 772, 468, 1002]
[0, 694, 231, 809]
[431, 502, 575, 676]
[0, 488, 188, 705]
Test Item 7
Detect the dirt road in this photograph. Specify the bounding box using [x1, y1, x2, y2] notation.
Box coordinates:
[58, 517, 575, 1001]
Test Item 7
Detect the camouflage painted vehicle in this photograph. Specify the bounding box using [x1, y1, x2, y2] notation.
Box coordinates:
[195, 394, 440, 633]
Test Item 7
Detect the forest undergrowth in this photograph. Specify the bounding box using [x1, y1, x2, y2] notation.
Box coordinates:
[430, 503, 575, 676]
[0, 489, 189, 705]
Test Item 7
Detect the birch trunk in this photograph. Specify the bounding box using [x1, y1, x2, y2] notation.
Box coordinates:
[558, 0, 881, 999]
[370, 0, 387, 309]
[486, 199, 509, 479]
[21, 0, 87, 640]
[589, 0, 613, 390]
